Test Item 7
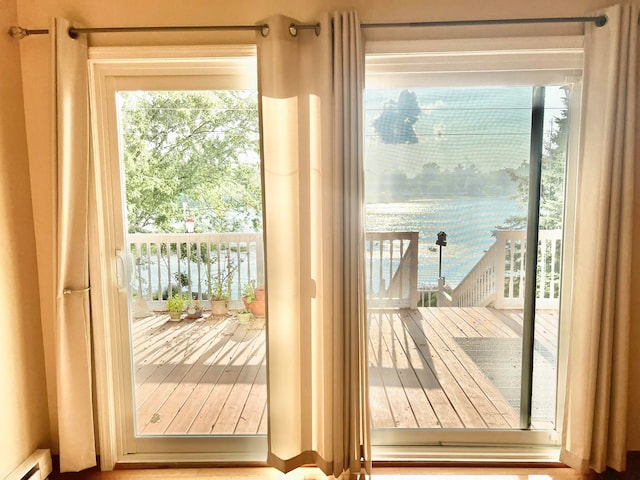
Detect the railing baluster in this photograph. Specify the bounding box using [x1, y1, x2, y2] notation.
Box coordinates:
[153, 241, 159, 301]
[246, 240, 252, 291]
[494, 232, 506, 309]
[206, 241, 212, 300]
[175, 239, 182, 296]
[551, 237, 558, 299]
[378, 239, 384, 295]
[235, 240, 242, 301]
[409, 232, 418, 307]
[368, 237, 373, 296]
[520, 238, 527, 300]
[539, 238, 547, 300]
[196, 241, 202, 301]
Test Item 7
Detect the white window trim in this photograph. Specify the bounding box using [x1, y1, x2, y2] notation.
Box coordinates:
[366, 36, 584, 88]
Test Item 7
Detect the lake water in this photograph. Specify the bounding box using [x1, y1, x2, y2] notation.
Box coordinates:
[365, 197, 525, 287]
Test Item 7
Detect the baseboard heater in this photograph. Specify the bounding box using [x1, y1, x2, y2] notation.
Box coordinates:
[5, 449, 52, 480]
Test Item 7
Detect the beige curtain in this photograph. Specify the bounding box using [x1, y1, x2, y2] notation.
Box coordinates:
[560, 3, 638, 473]
[51, 17, 96, 472]
[257, 12, 370, 477]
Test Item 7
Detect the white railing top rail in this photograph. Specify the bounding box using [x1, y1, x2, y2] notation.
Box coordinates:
[129, 232, 263, 242]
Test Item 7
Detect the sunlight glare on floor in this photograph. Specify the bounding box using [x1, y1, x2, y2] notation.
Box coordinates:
[369, 476, 552, 480]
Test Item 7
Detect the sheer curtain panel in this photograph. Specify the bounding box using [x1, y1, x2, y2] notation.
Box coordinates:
[560, 2, 638, 473]
[257, 13, 370, 477]
[51, 17, 96, 472]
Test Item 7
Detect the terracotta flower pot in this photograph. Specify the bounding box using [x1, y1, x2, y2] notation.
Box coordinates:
[243, 297, 265, 317]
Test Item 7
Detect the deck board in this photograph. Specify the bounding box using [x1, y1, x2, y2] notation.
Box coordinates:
[132, 307, 557, 435]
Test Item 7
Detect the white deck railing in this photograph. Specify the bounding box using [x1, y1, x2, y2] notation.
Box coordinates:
[365, 231, 419, 308]
[129, 230, 420, 311]
[128, 229, 557, 312]
[128, 232, 264, 310]
[442, 229, 562, 309]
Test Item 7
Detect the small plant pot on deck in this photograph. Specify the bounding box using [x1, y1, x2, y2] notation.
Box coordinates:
[185, 307, 203, 319]
[237, 311, 252, 323]
[210, 299, 228, 315]
[168, 310, 183, 321]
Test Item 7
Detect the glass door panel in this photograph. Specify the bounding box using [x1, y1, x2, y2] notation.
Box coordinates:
[115, 89, 266, 439]
[364, 85, 569, 435]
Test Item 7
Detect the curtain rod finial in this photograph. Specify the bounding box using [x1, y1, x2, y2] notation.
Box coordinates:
[595, 15, 607, 27]
[8, 26, 27, 39]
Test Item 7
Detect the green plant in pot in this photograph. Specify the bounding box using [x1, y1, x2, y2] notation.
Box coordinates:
[242, 282, 266, 317]
[236, 307, 252, 324]
[209, 279, 230, 315]
[166, 293, 186, 321]
[208, 258, 237, 316]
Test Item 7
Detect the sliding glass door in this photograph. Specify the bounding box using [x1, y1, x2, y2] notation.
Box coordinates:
[89, 49, 267, 462]
[363, 79, 575, 450]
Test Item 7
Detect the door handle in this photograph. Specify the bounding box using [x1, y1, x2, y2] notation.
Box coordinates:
[116, 249, 128, 291]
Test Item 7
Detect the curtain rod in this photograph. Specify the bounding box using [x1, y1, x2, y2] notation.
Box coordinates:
[359, 15, 608, 29]
[8, 14, 607, 40]
[8, 24, 270, 39]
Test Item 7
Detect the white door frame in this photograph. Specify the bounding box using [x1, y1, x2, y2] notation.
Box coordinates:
[364, 36, 584, 458]
[87, 45, 266, 470]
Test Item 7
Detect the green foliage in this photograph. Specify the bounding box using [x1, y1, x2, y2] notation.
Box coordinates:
[243, 282, 256, 303]
[120, 90, 261, 233]
[208, 257, 237, 300]
[373, 90, 422, 144]
[166, 292, 187, 312]
[365, 162, 515, 202]
[498, 88, 570, 230]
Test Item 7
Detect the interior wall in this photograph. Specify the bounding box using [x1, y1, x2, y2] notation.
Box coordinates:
[14, 0, 636, 455]
[0, 0, 50, 476]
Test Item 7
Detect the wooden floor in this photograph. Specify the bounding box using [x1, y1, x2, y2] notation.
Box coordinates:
[132, 307, 558, 435]
[51, 466, 592, 479]
[133, 312, 267, 435]
[368, 307, 558, 430]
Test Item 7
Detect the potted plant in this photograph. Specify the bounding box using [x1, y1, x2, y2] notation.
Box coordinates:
[242, 282, 266, 317]
[166, 292, 186, 321]
[236, 308, 252, 324]
[209, 279, 230, 315]
[207, 258, 237, 316]
[185, 298, 203, 319]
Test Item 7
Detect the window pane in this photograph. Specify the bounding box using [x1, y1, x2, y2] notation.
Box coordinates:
[365, 86, 566, 431]
[117, 89, 267, 437]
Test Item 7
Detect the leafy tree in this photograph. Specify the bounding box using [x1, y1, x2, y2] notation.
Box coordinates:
[499, 88, 569, 230]
[120, 90, 261, 233]
[373, 90, 422, 144]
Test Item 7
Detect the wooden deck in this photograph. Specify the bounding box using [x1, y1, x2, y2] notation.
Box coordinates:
[132, 307, 558, 435]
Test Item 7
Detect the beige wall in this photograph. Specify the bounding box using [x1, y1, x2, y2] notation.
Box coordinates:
[13, 0, 638, 456]
[0, 0, 50, 476]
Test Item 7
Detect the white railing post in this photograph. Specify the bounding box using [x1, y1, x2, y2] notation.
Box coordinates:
[493, 230, 507, 309]
[408, 232, 419, 307]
